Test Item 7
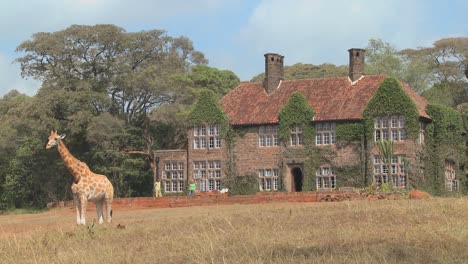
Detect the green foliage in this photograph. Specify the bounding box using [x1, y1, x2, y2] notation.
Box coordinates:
[335, 122, 364, 143]
[376, 139, 395, 165]
[188, 90, 229, 128]
[15, 24, 207, 126]
[426, 104, 464, 144]
[222, 173, 258, 196]
[363, 77, 419, 139]
[336, 165, 365, 188]
[278, 92, 315, 143]
[422, 104, 465, 194]
[379, 182, 395, 193]
[251, 63, 348, 82]
[366, 39, 404, 78]
[188, 65, 240, 97]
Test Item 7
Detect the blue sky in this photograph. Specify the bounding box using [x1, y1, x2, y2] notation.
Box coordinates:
[0, 0, 467, 96]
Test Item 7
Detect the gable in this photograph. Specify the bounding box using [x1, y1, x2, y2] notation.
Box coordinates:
[220, 75, 430, 125]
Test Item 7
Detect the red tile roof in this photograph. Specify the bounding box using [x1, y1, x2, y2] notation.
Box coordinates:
[220, 75, 430, 125]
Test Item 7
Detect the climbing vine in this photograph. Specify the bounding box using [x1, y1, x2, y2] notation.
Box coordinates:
[362, 77, 419, 139]
[188, 90, 229, 133]
[278, 92, 315, 143]
[422, 104, 465, 194]
[278, 92, 317, 191]
[335, 122, 364, 144]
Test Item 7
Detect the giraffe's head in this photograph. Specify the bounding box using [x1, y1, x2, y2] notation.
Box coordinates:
[46, 130, 66, 149]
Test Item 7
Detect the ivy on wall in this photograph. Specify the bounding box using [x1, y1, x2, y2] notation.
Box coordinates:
[362, 77, 419, 139]
[188, 90, 229, 130]
[335, 122, 364, 144]
[422, 104, 465, 194]
[222, 173, 258, 196]
[278, 92, 315, 143]
[278, 92, 317, 191]
[361, 77, 420, 187]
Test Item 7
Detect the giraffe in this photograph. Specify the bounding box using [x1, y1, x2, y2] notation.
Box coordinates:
[46, 130, 114, 225]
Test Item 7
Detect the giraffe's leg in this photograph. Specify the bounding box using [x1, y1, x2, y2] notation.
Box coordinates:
[73, 195, 80, 225]
[96, 199, 104, 224]
[79, 196, 87, 225]
[105, 198, 112, 223]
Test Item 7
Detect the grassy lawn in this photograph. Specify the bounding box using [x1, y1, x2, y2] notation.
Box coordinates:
[1, 197, 468, 263]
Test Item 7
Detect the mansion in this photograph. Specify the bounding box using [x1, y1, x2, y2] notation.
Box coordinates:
[154, 48, 464, 194]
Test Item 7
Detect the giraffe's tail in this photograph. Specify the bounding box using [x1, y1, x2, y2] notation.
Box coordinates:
[110, 209, 113, 218]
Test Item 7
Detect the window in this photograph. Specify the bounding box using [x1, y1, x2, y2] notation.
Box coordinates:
[316, 123, 336, 145]
[162, 161, 185, 193]
[194, 160, 222, 192]
[373, 155, 406, 188]
[375, 116, 406, 142]
[193, 124, 221, 149]
[418, 121, 426, 145]
[258, 169, 279, 191]
[316, 166, 336, 190]
[445, 160, 458, 192]
[259, 125, 279, 147]
[290, 125, 303, 146]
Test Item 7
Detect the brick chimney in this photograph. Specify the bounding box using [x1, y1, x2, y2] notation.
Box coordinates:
[348, 48, 365, 82]
[263, 53, 284, 94]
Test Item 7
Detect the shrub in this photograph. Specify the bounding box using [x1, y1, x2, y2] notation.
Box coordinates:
[222, 173, 258, 196]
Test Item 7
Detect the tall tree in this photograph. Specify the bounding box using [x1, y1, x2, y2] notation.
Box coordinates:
[16, 24, 208, 126]
[251, 63, 348, 82]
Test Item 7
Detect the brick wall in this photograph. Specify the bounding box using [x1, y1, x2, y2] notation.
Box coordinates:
[234, 126, 281, 175]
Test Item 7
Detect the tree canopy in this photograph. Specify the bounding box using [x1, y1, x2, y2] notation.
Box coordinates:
[1, 26, 466, 210]
[0, 24, 239, 210]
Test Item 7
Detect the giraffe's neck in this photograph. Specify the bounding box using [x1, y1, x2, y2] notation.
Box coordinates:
[57, 140, 83, 183]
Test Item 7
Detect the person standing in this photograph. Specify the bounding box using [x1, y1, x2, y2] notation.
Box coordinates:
[154, 181, 162, 197]
[189, 181, 196, 196]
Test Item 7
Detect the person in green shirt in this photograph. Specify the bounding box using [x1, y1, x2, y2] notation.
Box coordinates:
[189, 180, 196, 196]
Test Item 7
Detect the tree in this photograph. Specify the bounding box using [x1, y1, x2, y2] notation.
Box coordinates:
[188, 65, 240, 98]
[365, 39, 404, 78]
[366, 39, 435, 94]
[16, 24, 208, 126]
[251, 63, 347, 82]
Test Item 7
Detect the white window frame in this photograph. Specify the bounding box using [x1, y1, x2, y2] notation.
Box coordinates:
[445, 160, 458, 192]
[373, 155, 406, 188]
[316, 123, 336, 145]
[258, 169, 279, 191]
[259, 125, 279, 147]
[194, 160, 222, 192]
[290, 125, 303, 146]
[375, 116, 406, 142]
[162, 160, 185, 193]
[316, 166, 336, 190]
[193, 124, 221, 149]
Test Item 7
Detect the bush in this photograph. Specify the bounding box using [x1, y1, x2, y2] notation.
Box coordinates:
[222, 173, 258, 196]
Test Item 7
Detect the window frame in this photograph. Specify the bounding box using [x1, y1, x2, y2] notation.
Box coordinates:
[316, 166, 337, 190]
[162, 160, 185, 193]
[193, 124, 222, 149]
[258, 168, 279, 191]
[259, 125, 279, 147]
[375, 116, 406, 142]
[315, 123, 336, 146]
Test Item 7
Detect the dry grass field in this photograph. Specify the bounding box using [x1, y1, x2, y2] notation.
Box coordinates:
[1, 197, 468, 264]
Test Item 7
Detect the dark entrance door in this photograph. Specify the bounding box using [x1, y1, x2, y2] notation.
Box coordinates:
[292, 167, 303, 192]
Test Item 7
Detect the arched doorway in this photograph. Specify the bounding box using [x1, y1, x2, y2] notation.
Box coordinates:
[292, 167, 303, 192]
